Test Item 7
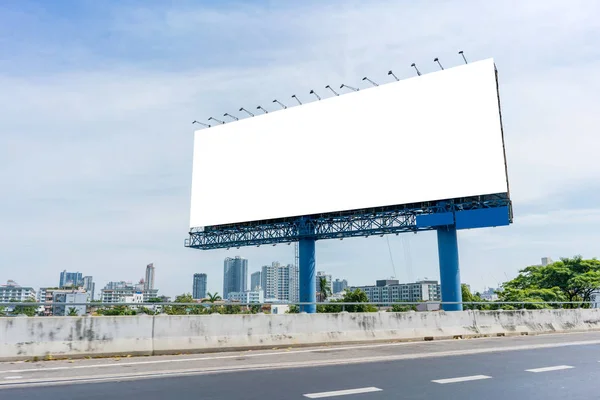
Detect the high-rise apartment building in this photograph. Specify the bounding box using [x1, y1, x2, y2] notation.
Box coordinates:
[82, 276, 95, 301]
[261, 262, 298, 302]
[223, 256, 248, 299]
[59, 270, 83, 288]
[144, 263, 155, 290]
[333, 279, 348, 294]
[250, 271, 261, 291]
[193, 273, 207, 299]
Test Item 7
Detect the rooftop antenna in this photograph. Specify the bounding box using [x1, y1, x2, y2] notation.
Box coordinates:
[192, 120, 210, 128]
[239, 107, 254, 117]
[388, 70, 399, 81]
[434, 57, 444, 70]
[325, 85, 339, 96]
[256, 105, 268, 114]
[410, 63, 422, 76]
[291, 94, 302, 105]
[309, 89, 321, 100]
[458, 50, 468, 64]
[208, 117, 225, 124]
[272, 99, 287, 109]
[223, 113, 239, 121]
[362, 77, 378, 86]
[340, 84, 359, 92]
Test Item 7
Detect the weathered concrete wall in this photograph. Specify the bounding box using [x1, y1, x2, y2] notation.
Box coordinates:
[2, 309, 600, 361]
[1, 315, 154, 360]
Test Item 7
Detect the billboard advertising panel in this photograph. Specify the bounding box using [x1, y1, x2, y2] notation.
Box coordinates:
[190, 58, 508, 228]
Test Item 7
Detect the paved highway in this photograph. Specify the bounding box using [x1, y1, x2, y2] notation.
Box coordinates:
[2, 332, 600, 399]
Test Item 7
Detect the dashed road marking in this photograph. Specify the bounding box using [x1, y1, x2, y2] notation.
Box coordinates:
[432, 375, 492, 384]
[525, 365, 574, 373]
[4, 376, 23, 380]
[303, 387, 383, 398]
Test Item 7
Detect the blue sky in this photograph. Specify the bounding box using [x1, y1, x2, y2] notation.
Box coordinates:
[1, 0, 600, 297]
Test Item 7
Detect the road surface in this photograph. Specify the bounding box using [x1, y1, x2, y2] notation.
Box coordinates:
[2, 331, 600, 399]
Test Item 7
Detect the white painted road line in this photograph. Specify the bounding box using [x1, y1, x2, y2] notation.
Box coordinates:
[432, 375, 492, 384]
[304, 387, 383, 398]
[525, 365, 574, 373]
[4, 376, 23, 380]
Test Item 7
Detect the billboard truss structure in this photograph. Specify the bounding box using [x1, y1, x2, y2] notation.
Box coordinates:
[185, 194, 511, 250]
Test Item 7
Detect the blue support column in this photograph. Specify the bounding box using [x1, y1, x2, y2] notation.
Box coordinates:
[437, 225, 463, 311]
[298, 218, 316, 313]
[299, 238, 316, 313]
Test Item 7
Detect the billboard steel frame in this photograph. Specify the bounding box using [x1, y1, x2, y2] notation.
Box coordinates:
[186, 194, 512, 313]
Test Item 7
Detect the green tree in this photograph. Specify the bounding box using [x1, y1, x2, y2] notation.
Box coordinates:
[202, 292, 222, 303]
[318, 277, 332, 301]
[147, 297, 162, 303]
[389, 303, 417, 312]
[500, 256, 600, 308]
[67, 307, 79, 316]
[0, 306, 6, 316]
[12, 298, 37, 316]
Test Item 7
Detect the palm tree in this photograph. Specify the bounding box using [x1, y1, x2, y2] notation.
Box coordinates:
[67, 307, 78, 316]
[319, 277, 332, 301]
[202, 292, 222, 303]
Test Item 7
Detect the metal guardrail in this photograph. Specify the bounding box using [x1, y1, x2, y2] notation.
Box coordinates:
[0, 301, 596, 307]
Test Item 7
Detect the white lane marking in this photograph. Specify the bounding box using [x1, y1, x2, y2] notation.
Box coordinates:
[2, 336, 600, 375]
[4, 376, 22, 380]
[526, 365, 574, 373]
[304, 387, 382, 398]
[432, 375, 491, 384]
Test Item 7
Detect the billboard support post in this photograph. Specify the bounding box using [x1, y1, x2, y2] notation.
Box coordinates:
[299, 218, 317, 313]
[437, 225, 463, 311]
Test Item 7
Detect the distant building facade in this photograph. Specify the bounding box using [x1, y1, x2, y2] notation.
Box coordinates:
[53, 292, 88, 316]
[0, 280, 36, 302]
[228, 290, 264, 304]
[59, 270, 83, 288]
[144, 263, 155, 290]
[223, 256, 248, 299]
[82, 276, 95, 301]
[261, 262, 298, 302]
[541, 257, 553, 266]
[350, 279, 441, 304]
[100, 281, 158, 303]
[333, 279, 348, 294]
[193, 273, 207, 299]
[250, 271, 262, 291]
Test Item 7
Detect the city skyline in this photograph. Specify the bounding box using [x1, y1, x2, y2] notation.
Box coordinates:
[2, 1, 600, 298]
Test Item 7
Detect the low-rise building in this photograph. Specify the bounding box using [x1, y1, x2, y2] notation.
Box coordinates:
[53, 292, 88, 316]
[349, 279, 441, 304]
[0, 280, 36, 302]
[100, 281, 159, 303]
[228, 290, 264, 304]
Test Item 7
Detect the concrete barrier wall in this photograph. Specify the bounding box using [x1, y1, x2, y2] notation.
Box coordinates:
[2, 309, 600, 361]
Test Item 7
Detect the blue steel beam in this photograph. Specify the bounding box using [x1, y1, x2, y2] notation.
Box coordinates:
[185, 195, 511, 250]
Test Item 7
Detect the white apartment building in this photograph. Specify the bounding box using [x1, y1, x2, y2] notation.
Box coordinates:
[228, 290, 264, 304]
[0, 280, 36, 302]
[101, 281, 158, 303]
[261, 262, 299, 302]
[350, 279, 441, 304]
[52, 292, 88, 316]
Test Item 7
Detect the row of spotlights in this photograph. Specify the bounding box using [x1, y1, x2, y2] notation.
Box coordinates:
[193, 51, 469, 127]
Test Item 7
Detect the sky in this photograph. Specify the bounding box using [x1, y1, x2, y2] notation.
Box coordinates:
[1, 0, 600, 298]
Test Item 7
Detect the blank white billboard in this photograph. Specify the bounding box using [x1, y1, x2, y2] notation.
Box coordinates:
[190, 58, 508, 228]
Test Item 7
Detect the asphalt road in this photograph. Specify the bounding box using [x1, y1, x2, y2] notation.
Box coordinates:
[2, 332, 600, 399]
